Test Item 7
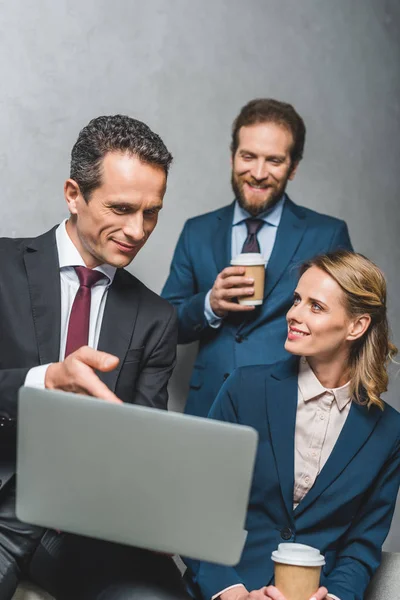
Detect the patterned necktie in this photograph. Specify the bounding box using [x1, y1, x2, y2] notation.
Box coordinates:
[64, 266, 106, 357]
[241, 218, 264, 253]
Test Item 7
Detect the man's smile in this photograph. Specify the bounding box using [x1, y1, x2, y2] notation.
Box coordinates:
[112, 239, 139, 253]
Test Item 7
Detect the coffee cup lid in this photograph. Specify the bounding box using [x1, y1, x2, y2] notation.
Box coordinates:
[271, 543, 325, 567]
[230, 253, 266, 266]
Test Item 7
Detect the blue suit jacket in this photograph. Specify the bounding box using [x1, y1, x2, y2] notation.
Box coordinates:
[185, 359, 400, 600]
[162, 198, 353, 416]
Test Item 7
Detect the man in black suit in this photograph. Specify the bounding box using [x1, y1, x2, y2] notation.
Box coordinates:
[0, 115, 188, 599]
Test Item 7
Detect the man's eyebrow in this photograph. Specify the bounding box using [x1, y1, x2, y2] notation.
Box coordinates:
[238, 149, 257, 156]
[269, 154, 286, 159]
[145, 204, 163, 211]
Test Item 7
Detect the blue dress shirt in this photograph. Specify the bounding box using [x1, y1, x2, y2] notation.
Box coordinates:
[204, 196, 285, 327]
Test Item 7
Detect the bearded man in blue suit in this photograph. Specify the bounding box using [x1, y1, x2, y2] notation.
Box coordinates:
[162, 99, 353, 417]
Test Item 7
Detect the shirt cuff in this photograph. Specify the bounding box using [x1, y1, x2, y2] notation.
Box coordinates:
[211, 583, 246, 600]
[204, 290, 224, 328]
[24, 364, 51, 389]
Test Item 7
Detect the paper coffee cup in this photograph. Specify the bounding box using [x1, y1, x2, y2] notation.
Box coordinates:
[230, 253, 266, 306]
[271, 543, 325, 600]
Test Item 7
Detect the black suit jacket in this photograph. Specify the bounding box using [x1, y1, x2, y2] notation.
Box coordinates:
[0, 227, 178, 492]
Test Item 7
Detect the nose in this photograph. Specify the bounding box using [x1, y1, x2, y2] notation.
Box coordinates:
[250, 159, 269, 181]
[122, 213, 146, 242]
[287, 301, 303, 324]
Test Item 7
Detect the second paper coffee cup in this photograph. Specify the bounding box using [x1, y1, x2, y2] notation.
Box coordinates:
[271, 543, 325, 600]
[230, 253, 266, 306]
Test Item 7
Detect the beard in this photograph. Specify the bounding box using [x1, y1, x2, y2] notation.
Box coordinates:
[231, 171, 287, 217]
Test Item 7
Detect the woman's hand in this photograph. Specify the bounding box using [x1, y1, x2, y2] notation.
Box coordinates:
[219, 585, 269, 599]
[263, 585, 329, 600]
[219, 584, 329, 600]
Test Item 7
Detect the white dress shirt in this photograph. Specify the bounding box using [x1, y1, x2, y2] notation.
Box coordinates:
[24, 220, 116, 387]
[213, 359, 350, 600]
[294, 357, 351, 509]
[204, 196, 285, 327]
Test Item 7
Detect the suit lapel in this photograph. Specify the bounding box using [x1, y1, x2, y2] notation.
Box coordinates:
[213, 202, 235, 274]
[96, 269, 140, 392]
[264, 198, 307, 300]
[23, 228, 61, 364]
[265, 358, 299, 521]
[294, 400, 383, 517]
[237, 199, 307, 337]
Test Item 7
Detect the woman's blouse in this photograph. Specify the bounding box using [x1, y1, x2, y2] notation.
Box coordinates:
[294, 357, 351, 508]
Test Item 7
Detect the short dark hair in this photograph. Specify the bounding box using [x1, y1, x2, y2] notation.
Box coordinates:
[231, 98, 306, 165]
[70, 115, 173, 200]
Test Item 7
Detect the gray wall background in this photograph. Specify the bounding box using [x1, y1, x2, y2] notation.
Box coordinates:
[0, 0, 399, 550]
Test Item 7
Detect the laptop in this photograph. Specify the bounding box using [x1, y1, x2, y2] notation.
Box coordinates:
[16, 387, 258, 565]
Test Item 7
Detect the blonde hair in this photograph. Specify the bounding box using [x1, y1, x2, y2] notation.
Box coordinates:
[301, 250, 397, 410]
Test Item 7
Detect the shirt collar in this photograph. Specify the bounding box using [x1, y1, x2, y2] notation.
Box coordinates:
[232, 194, 286, 227]
[298, 357, 351, 411]
[55, 220, 116, 284]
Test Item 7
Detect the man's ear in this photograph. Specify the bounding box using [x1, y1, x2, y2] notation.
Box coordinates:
[288, 160, 300, 181]
[64, 179, 82, 215]
[346, 314, 371, 342]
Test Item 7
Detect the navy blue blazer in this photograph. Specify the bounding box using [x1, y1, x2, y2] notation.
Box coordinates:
[185, 358, 400, 600]
[162, 198, 352, 417]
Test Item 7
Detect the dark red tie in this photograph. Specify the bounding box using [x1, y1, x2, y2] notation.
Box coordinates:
[64, 266, 106, 358]
[241, 218, 264, 253]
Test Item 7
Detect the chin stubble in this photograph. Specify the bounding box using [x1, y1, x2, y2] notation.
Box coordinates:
[231, 173, 283, 217]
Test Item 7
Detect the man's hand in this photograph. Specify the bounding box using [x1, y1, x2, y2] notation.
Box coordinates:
[210, 266, 257, 317]
[45, 346, 121, 404]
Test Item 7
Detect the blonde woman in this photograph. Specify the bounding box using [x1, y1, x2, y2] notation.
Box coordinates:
[185, 251, 400, 600]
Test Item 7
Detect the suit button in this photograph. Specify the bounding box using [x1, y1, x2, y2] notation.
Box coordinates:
[235, 334, 243, 343]
[223, 373, 230, 381]
[280, 527, 293, 541]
